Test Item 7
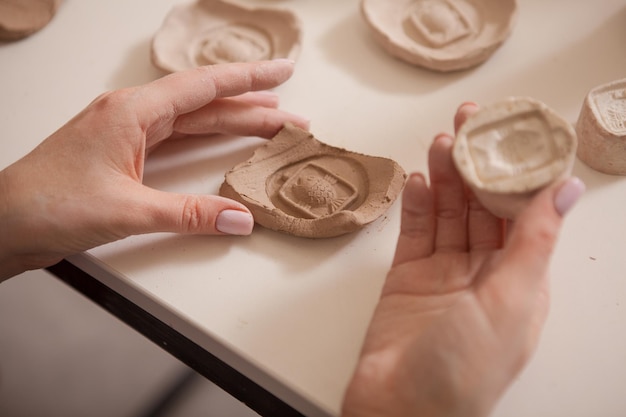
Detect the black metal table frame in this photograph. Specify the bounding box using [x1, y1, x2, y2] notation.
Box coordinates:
[46, 259, 305, 417]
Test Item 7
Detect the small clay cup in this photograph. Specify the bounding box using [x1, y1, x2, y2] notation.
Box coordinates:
[576, 78, 626, 175]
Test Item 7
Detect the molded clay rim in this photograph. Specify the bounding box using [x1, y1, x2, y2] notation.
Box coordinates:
[219, 124, 407, 238]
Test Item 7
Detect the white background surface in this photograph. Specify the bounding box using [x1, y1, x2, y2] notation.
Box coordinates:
[2, 1, 626, 416]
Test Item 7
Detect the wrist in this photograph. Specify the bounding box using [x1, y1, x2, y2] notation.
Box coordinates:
[341, 350, 496, 417]
[0, 166, 27, 282]
[0, 253, 25, 282]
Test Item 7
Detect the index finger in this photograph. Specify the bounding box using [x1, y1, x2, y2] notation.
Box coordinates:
[137, 60, 296, 124]
[453, 102, 505, 250]
[454, 101, 479, 134]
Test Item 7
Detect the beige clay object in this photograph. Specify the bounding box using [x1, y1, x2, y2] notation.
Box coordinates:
[452, 97, 577, 219]
[151, 0, 302, 73]
[360, 0, 517, 72]
[219, 124, 407, 238]
[576, 78, 626, 175]
[0, 0, 62, 41]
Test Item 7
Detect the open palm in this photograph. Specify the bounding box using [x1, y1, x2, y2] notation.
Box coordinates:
[342, 103, 584, 417]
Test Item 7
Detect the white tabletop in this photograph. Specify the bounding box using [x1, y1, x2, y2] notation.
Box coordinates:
[2, 1, 626, 416]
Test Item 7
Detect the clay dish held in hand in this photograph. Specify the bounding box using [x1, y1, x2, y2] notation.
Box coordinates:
[360, 0, 517, 72]
[220, 124, 407, 238]
[151, 0, 302, 73]
[576, 78, 626, 175]
[452, 97, 577, 219]
[0, 0, 62, 41]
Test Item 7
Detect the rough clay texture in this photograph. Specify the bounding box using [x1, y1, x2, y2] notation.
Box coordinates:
[151, 0, 302, 73]
[576, 78, 626, 175]
[360, 0, 517, 72]
[0, 0, 62, 40]
[453, 97, 577, 219]
[219, 124, 407, 238]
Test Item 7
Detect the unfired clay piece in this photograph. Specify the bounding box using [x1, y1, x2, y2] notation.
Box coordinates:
[0, 0, 62, 41]
[151, 0, 302, 73]
[219, 124, 407, 238]
[360, 0, 517, 72]
[576, 78, 626, 175]
[452, 97, 577, 219]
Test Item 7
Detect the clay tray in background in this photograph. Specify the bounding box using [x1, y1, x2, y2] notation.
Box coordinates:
[151, 0, 302, 72]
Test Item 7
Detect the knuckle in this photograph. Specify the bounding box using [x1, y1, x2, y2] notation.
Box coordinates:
[524, 222, 558, 254]
[436, 205, 466, 220]
[87, 89, 139, 125]
[401, 216, 432, 237]
[91, 88, 133, 110]
[180, 195, 208, 233]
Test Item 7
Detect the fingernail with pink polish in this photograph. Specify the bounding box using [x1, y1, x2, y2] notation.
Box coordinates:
[294, 115, 311, 130]
[554, 177, 585, 216]
[255, 90, 280, 98]
[272, 58, 295, 64]
[460, 101, 479, 109]
[216, 210, 254, 235]
[434, 133, 454, 145]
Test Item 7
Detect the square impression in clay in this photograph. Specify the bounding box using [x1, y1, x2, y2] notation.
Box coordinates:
[576, 78, 626, 175]
[452, 97, 577, 219]
[360, 0, 517, 72]
[219, 124, 407, 238]
[151, 0, 302, 73]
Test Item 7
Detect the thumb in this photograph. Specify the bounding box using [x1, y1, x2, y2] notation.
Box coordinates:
[476, 176, 584, 323]
[475, 177, 584, 348]
[129, 186, 255, 236]
[501, 176, 585, 279]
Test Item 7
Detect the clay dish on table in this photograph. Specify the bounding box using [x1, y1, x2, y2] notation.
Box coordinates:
[576, 78, 626, 175]
[151, 0, 302, 73]
[360, 0, 517, 72]
[219, 124, 407, 238]
[452, 97, 577, 219]
[0, 0, 62, 41]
